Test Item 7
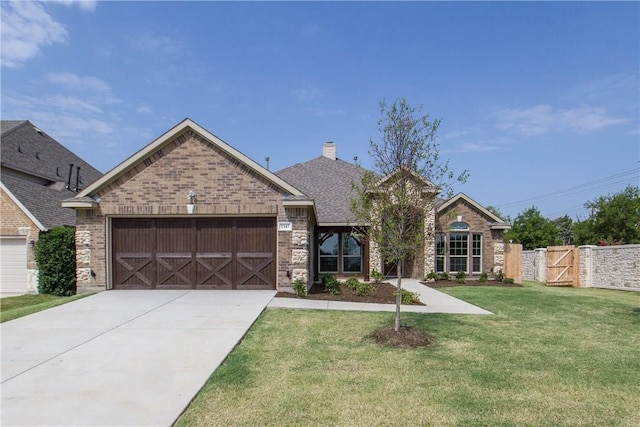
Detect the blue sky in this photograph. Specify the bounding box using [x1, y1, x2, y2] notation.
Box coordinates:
[2, 1, 638, 221]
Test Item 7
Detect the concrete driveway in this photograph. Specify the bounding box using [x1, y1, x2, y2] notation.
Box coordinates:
[1, 290, 275, 427]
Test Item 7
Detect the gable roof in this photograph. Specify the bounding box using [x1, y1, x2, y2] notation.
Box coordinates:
[1, 120, 103, 229]
[276, 156, 366, 225]
[64, 118, 306, 207]
[371, 167, 441, 196]
[438, 192, 511, 230]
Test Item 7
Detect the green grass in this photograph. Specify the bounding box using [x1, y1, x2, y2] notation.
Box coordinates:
[1, 293, 91, 323]
[175, 282, 640, 426]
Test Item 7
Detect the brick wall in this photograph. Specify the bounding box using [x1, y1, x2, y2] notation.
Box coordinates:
[436, 198, 505, 274]
[74, 131, 308, 292]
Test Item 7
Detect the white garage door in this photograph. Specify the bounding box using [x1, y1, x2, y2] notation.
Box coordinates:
[0, 236, 29, 296]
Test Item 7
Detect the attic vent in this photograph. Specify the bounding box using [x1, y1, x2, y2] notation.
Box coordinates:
[18, 145, 22, 153]
[35, 152, 40, 159]
[322, 142, 336, 160]
[33, 127, 43, 135]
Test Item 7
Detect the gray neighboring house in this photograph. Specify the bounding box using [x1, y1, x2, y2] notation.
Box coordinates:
[0, 120, 102, 296]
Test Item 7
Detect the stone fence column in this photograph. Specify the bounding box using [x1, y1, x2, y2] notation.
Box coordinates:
[578, 245, 596, 288]
[534, 248, 547, 283]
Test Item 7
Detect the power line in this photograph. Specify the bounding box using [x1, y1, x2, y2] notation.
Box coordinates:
[497, 167, 639, 209]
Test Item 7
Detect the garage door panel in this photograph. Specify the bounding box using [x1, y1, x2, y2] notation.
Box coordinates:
[195, 253, 233, 288]
[156, 254, 194, 289]
[112, 218, 275, 290]
[114, 253, 154, 289]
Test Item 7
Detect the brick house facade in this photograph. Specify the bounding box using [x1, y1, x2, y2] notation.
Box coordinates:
[64, 119, 509, 293]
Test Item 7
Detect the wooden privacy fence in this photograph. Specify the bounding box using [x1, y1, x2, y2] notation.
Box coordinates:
[504, 243, 522, 284]
[546, 245, 579, 287]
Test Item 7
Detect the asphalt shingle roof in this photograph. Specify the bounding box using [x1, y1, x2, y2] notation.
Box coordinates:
[1, 120, 103, 228]
[276, 156, 366, 224]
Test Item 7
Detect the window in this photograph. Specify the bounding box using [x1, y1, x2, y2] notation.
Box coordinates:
[436, 233, 446, 272]
[449, 233, 468, 273]
[318, 232, 363, 274]
[342, 234, 362, 272]
[319, 233, 339, 273]
[472, 234, 482, 273]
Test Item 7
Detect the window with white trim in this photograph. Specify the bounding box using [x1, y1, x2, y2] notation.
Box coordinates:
[472, 234, 482, 273]
[436, 233, 446, 272]
[449, 233, 468, 273]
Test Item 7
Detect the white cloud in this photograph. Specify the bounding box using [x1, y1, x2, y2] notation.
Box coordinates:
[136, 105, 153, 114]
[1, 1, 68, 67]
[494, 105, 627, 136]
[46, 72, 111, 92]
[459, 142, 502, 153]
[54, 1, 98, 12]
[44, 94, 103, 114]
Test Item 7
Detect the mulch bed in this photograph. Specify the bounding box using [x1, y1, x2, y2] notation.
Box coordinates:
[276, 282, 425, 305]
[424, 280, 523, 288]
[366, 325, 435, 349]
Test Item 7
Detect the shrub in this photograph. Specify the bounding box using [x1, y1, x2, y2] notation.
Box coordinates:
[292, 279, 307, 297]
[355, 281, 375, 297]
[494, 269, 504, 282]
[479, 272, 488, 283]
[34, 226, 76, 296]
[345, 277, 360, 290]
[438, 272, 450, 281]
[425, 270, 439, 281]
[322, 274, 341, 295]
[456, 270, 466, 284]
[503, 277, 515, 284]
[344, 277, 375, 297]
[370, 269, 384, 284]
[394, 288, 420, 305]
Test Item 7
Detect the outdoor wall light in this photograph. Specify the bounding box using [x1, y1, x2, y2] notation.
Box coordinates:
[187, 190, 197, 214]
[28, 240, 35, 248]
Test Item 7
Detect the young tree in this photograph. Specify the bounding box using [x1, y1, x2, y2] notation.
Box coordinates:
[351, 98, 468, 331]
[504, 206, 561, 250]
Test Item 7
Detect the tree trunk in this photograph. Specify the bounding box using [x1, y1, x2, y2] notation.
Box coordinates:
[394, 261, 403, 331]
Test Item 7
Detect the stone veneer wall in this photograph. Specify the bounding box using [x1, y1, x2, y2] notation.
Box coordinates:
[73, 131, 309, 292]
[522, 248, 547, 283]
[579, 244, 640, 290]
[522, 245, 639, 290]
[280, 207, 312, 292]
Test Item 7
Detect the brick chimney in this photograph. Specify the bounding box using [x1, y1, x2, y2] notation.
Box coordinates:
[322, 142, 336, 160]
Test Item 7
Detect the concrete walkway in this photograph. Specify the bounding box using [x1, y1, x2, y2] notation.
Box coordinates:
[1, 290, 275, 427]
[268, 279, 492, 315]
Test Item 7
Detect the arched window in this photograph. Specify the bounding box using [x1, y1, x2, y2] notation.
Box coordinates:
[450, 221, 469, 231]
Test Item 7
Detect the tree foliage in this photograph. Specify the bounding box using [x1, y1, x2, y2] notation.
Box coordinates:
[574, 186, 640, 245]
[504, 206, 561, 250]
[34, 226, 76, 296]
[351, 98, 468, 331]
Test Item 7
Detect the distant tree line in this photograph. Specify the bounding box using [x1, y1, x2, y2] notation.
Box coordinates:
[500, 186, 639, 250]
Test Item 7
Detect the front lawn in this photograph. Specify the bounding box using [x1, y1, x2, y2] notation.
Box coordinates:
[0, 293, 91, 323]
[176, 282, 640, 426]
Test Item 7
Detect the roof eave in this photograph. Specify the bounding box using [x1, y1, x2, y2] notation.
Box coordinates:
[61, 200, 99, 209]
[490, 224, 511, 230]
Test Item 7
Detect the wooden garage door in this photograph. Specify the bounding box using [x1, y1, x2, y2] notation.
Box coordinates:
[112, 218, 276, 290]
